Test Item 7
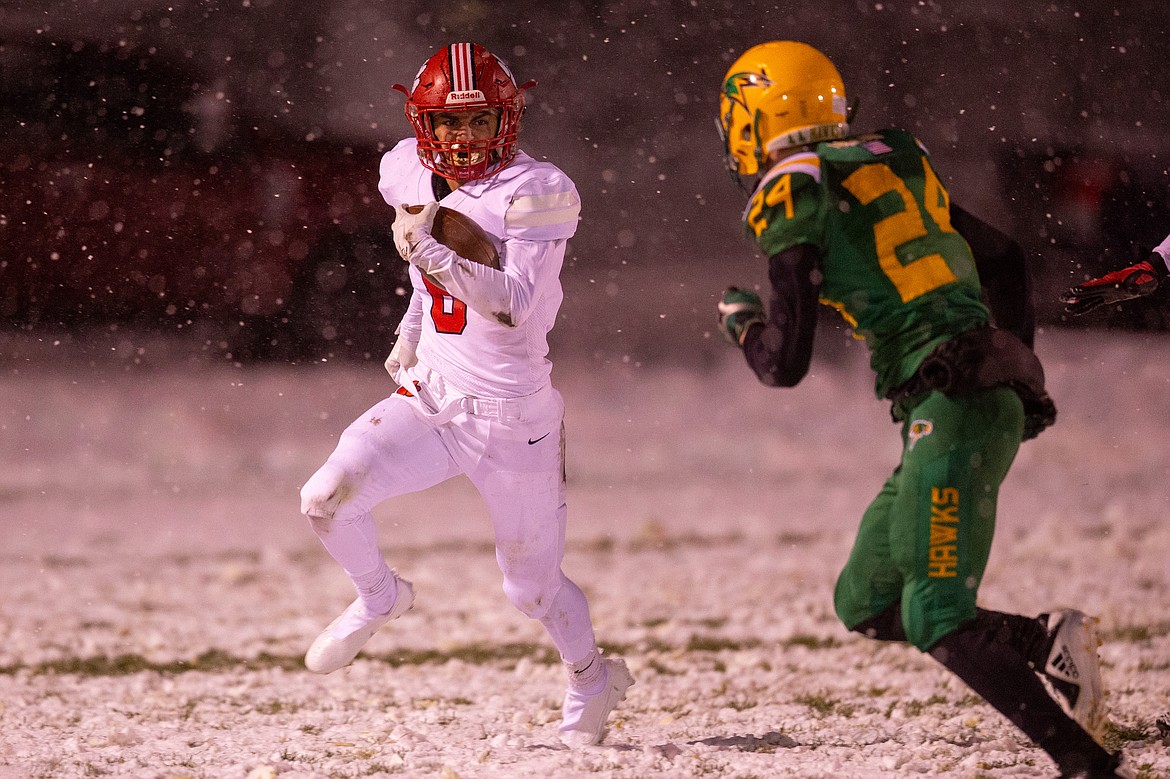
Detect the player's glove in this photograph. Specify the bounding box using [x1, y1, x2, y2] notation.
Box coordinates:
[717, 287, 766, 346]
[392, 202, 439, 263]
[1059, 257, 1163, 315]
[384, 335, 418, 382]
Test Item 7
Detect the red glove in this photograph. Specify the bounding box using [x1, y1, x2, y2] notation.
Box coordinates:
[1060, 257, 1163, 315]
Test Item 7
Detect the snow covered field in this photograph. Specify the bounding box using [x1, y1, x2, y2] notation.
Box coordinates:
[1, 327, 1168, 779]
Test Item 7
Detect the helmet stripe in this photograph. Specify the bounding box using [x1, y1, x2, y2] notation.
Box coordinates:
[449, 42, 475, 92]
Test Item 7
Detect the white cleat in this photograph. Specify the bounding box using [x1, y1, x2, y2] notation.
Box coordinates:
[304, 579, 414, 674]
[1040, 609, 1108, 742]
[558, 657, 634, 748]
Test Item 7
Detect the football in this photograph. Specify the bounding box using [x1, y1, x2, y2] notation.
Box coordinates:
[405, 204, 500, 269]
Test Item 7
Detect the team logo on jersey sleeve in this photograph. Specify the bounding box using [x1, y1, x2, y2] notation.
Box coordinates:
[908, 419, 934, 450]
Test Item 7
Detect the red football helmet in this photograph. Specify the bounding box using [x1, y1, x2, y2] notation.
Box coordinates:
[393, 43, 535, 182]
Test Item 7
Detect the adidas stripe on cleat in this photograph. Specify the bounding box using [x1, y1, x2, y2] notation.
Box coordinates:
[1039, 609, 1108, 742]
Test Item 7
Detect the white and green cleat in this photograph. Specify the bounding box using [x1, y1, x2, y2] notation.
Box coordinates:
[1039, 609, 1108, 742]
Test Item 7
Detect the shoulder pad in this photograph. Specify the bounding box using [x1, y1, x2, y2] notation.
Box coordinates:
[758, 151, 822, 189]
[503, 160, 580, 241]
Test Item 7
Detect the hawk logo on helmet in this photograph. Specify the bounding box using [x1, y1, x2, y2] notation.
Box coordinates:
[718, 71, 773, 180]
[722, 71, 772, 115]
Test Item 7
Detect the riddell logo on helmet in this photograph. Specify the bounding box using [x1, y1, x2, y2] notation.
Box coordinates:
[446, 90, 485, 104]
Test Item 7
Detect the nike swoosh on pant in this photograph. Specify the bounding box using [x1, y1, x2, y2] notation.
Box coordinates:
[527, 432, 551, 445]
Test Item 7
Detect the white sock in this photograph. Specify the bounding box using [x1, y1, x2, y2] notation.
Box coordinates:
[566, 648, 606, 693]
[352, 563, 398, 616]
[309, 509, 398, 615]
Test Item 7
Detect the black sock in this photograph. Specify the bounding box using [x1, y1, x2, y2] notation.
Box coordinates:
[929, 620, 1113, 775]
[850, 601, 908, 642]
[853, 604, 1052, 667]
[972, 607, 1050, 669]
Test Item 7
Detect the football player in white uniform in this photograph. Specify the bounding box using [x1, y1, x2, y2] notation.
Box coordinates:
[299, 42, 633, 748]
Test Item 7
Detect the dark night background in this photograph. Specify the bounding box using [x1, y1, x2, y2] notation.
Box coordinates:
[2, 0, 1168, 365]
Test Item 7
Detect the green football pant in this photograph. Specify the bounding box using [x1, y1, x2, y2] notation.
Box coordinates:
[833, 387, 1024, 650]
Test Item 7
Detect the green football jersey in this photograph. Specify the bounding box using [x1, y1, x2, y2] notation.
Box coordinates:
[744, 129, 989, 398]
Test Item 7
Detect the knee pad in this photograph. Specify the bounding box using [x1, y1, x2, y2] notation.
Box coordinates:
[501, 573, 562, 620]
[299, 462, 350, 525]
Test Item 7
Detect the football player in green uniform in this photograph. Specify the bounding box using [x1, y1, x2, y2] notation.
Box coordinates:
[715, 41, 1129, 779]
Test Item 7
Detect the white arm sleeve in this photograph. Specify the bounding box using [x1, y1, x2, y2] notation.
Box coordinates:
[396, 285, 425, 343]
[407, 234, 562, 327]
[1152, 232, 1170, 273]
[405, 174, 579, 326]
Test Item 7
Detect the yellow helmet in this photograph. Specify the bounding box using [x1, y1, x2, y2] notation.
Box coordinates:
[718, 41, 850, 178]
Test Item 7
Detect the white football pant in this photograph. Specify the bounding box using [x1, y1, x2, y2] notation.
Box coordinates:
[300, 362, 598, 664]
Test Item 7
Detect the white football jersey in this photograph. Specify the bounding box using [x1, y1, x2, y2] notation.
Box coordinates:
[379, 138, 581, 398]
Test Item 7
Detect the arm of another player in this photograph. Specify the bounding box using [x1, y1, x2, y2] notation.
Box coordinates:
[718, 243, 822, 387]
[1060, 232, 1169, 315]
[951, 203, 1036, 348]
